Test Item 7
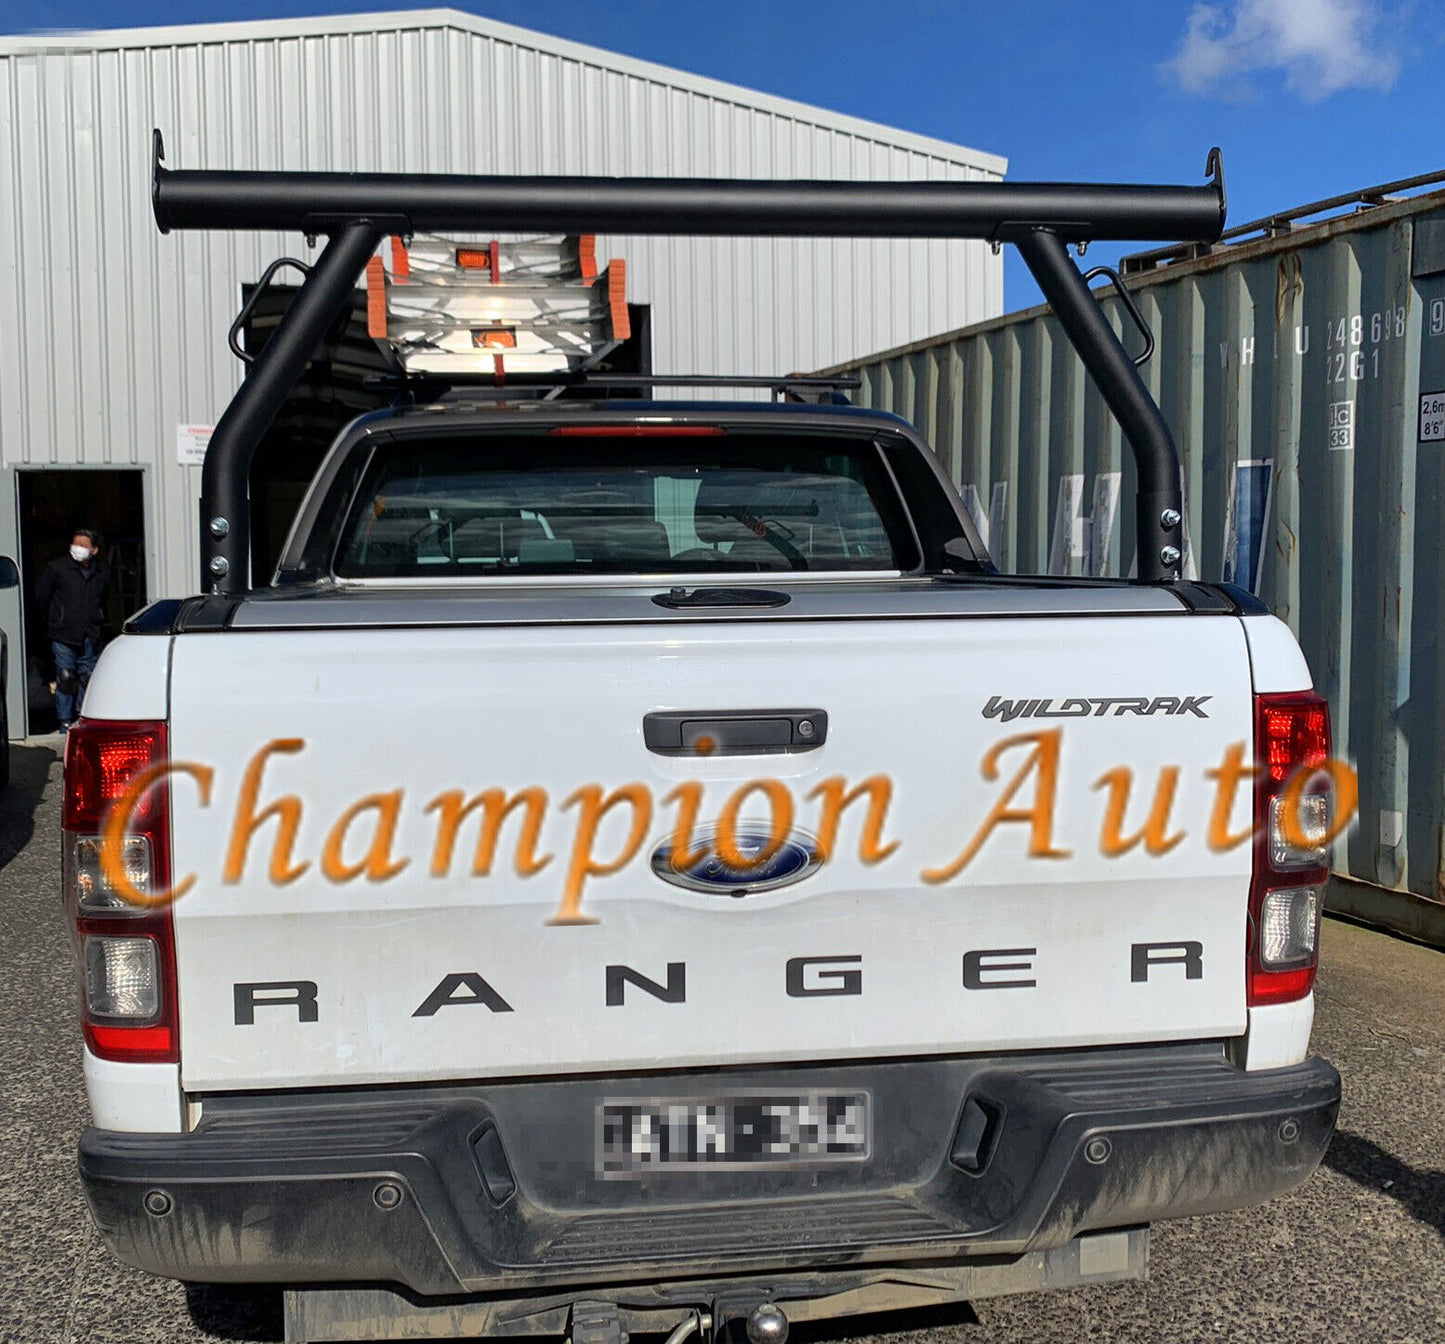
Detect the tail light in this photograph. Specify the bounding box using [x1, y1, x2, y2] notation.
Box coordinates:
[1249, 693, 1332, 1006]
[62, 720, 178, 1063]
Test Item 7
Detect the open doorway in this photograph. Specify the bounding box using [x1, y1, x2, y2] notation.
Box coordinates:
[16, 469, 146, 734]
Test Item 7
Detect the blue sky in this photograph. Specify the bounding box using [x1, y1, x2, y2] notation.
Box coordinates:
[7, 0, 1440, 307]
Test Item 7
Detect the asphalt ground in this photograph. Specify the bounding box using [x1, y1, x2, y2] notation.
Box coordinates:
[1, 737, 1442, 1344]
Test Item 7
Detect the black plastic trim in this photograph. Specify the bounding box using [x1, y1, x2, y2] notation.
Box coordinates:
[174, 596, 242, 633]
[122, 599, 186, 635]
[79, 1048, 1337, 1297]
[1215, 581, 1273, 615]
[1166, 582, 1237, 614]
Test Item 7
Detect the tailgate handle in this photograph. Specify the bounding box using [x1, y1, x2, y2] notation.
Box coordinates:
[643, 709, 827, 756]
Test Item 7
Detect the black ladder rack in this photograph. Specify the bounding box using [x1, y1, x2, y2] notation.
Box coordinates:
[149, 130, 1226, 592]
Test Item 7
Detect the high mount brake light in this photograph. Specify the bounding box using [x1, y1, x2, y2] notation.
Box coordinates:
[1249, 692, 1331, 1007]
[547, 425, 727, 437]
[62, 720, 179, 1064]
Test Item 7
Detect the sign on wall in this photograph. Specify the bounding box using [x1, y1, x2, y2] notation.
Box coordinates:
[1419, 392, 1445, 443]
[176, 424, 214, 467]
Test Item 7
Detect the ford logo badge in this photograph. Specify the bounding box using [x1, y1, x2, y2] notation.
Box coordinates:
[650, 826, 823, 896]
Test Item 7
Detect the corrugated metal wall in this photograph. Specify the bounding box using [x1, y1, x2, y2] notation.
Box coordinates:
[0, 9, 1004, 613]
[833, 192, 1445, 911]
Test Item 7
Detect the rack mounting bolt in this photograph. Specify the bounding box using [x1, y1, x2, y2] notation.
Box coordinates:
[208, 555, 230, 577]
[1160, 508, 1181, 529]
[209, 516, 230, 539]
[1160, 545, 1181, 567]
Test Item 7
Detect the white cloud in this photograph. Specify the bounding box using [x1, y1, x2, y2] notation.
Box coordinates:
[1166, 0, 1401, 101]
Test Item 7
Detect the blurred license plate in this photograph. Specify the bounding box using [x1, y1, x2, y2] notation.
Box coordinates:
[597, 1092, 869, 1176]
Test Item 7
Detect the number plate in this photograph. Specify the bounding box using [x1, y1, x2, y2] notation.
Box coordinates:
[597, 1092, 870, 1176]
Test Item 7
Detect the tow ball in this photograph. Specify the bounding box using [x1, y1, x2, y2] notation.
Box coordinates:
[742, 1304, 789, 1344]
[705, 1301, 789, 1344]
[570, 1301, 788, 1344]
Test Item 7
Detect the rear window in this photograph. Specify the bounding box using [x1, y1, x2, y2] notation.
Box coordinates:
[332, 431, 921, 577]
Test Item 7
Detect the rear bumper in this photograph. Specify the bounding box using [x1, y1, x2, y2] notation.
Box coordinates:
[79, 1046, 1339, 1297]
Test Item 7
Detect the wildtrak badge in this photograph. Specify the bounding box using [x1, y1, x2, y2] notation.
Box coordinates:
[983, 695, 1212, 721]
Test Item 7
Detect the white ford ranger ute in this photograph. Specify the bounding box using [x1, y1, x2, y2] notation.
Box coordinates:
[63, 143, 1340, 1341]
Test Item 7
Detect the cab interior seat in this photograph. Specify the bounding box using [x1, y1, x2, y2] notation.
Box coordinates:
[597, 519, 671, 563]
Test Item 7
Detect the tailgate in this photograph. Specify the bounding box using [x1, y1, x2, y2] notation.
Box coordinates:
[167, 614, 1254, 1090]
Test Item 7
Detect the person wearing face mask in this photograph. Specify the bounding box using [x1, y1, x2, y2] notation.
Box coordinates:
[35, 528, 110, 731]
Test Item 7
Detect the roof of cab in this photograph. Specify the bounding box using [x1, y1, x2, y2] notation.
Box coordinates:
[365, 397, 918, 431]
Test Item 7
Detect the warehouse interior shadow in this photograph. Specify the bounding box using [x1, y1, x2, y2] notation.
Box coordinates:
[1323, 1130, 1445, 1237]
[15, 468, 147, 735]
[0, 742, 57, 871]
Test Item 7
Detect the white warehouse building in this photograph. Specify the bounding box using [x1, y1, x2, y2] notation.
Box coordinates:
[0, 8, 1005, 736]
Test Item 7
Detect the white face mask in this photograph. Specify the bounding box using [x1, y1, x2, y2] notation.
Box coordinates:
[69, 544, 91, 563]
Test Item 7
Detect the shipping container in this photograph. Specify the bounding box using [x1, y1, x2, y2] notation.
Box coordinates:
[828, 181, 1445, 931]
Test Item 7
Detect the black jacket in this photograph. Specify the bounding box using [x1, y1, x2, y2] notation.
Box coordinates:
[36, 555, 110, 647]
